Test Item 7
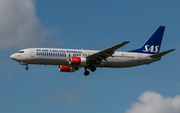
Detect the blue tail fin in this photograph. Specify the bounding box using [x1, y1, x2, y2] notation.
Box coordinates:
[128, 26, 165, 54]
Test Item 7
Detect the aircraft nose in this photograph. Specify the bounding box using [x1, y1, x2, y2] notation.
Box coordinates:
[10, 54, 16, 60]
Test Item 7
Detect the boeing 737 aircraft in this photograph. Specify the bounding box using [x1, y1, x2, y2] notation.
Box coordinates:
[10, 26, 175, 76]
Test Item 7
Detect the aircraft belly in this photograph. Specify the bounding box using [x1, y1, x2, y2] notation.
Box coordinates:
[26, 57, 69, 65]
[101, 57, 158, 68]
[102, 58, 138, 68]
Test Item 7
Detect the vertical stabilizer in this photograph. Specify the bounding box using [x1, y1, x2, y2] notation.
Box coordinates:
[129, 26, 165, 54]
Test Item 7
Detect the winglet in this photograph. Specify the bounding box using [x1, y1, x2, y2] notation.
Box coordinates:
[150, 49, 175, 58]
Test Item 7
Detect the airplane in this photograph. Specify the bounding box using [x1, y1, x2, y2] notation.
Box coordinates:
[10, 26, 175, 76]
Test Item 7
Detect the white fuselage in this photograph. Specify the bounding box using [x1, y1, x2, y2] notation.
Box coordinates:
[10, 48, 160, 68]
[10, 26, 174, 76]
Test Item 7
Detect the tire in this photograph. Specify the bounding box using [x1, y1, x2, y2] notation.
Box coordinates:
[84, 71, 90, 76]
[90, 67, 96, 72]
[25, 67, 29, 70]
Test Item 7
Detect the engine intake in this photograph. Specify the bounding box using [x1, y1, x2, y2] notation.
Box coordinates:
[69, 57, 86, 66]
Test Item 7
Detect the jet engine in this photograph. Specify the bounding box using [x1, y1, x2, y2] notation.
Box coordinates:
[69, 57, 86, 66]
[59, 65, 77, 72]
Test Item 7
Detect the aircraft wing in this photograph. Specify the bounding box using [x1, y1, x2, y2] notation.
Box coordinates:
[150, 49, 176, 58]
[86, 41, 130, 62]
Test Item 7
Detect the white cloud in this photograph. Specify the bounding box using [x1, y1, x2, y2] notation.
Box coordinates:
[125, 91, 180, 113]
[51, 85, 84, 103]
[0, 0, 46, 49]
[65, 85, 84, 103]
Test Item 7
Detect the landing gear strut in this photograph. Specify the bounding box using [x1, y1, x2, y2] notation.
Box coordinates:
[19, 62, 29, 70]
[84, 68, 90, 76]
[25, 64, 29, 70]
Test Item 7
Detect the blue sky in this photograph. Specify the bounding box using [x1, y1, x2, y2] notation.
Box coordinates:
[0, 0, 180, 113]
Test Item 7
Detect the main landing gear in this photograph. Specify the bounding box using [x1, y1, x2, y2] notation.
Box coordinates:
[84, 70, 90, 76]
[90, 67, 96, 72]
[84, 67, 96, 76]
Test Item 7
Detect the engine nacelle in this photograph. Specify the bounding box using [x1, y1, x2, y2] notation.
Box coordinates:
[59, 65, 76, 72]
[69, 57, 86, 66]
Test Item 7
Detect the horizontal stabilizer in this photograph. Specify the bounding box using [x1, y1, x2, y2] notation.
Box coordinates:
[150, 49, 175, 58]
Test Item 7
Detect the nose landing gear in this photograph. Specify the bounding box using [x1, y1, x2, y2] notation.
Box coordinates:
[25, 64, 29, 70]
[25, 66, 29, 70]
[19, 62, 29, 70]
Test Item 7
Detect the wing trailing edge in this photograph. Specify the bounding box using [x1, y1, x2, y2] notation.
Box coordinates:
[86, 41, 130, 60]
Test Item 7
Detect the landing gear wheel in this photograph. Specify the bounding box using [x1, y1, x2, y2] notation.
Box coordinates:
[90, 67, 96, 72]
[84, 71, 90, 76]
[25, 67, 29, 70]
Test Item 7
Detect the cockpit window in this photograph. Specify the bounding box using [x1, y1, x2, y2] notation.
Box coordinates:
[17, 51, 24, 53]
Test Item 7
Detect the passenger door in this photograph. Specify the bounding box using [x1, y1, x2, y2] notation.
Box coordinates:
[30, 49, 35, 57]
